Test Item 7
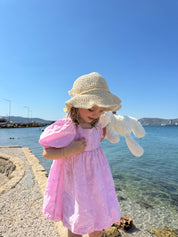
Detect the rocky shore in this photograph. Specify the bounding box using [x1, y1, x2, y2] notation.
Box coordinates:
[0, 122, 49, 129]
[0, 146, 177, 237]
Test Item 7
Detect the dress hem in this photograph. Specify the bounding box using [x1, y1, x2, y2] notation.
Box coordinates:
[44, 213, 121, 235]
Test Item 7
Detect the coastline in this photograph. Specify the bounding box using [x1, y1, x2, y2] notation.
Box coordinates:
[0, 146, 177, 237]
[0, 122, 48, 129]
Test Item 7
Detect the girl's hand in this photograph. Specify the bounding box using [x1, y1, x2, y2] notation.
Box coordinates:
[68, 138, 86, 155]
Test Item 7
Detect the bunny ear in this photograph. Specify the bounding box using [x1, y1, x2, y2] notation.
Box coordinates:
[129, 117, 145, 138]
[125, 135, 144, 157]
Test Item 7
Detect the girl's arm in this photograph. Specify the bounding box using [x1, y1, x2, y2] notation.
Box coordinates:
[100, 127, 106, 142]
[43, 138, 86, 160]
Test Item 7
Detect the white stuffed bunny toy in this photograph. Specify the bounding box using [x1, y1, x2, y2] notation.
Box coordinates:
[99, 111, 145, 157]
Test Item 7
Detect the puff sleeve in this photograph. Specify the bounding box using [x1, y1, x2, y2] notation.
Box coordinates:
[39, 118, 76, 148]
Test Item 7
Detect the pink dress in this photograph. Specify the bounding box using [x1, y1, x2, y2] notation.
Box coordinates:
[39, 118, 121, 235]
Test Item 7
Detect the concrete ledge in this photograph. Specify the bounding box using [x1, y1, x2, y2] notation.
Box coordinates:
[0, 151, 25, 196]
[0, 145, 22, 148]
[23, 147, 48, 197]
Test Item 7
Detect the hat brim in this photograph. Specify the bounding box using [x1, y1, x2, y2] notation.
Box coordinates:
[65, 91, 121, 112]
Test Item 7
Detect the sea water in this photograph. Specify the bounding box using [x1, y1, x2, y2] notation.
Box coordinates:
[0, 125, 177, 229]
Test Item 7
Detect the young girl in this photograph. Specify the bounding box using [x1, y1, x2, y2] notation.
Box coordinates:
[39, 72, 122, 237]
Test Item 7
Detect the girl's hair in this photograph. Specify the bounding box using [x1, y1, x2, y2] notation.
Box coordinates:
[68, 107, 99, 127]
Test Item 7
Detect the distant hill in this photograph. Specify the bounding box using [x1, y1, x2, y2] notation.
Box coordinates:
[2, 116, 178, 126]
[1, 116, 53, 124]
[139, 118, 178, 126]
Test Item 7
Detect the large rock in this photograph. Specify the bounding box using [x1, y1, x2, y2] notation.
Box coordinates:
[0, 157, 16, 177]
[147, 226, 178, 237]
[0, 152, 25, 195]
[155, 226, 178, 237]
[101, 226, 121, 237]
[113, 216, 135, 232]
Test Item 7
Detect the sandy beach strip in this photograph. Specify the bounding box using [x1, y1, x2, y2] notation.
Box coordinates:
[0, 146, 153, 237]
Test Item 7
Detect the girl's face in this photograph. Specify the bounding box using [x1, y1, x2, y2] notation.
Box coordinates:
[78, 106, 104, 124]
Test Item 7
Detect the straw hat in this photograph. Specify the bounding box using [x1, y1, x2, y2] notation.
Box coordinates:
[65, 72, 122, 112]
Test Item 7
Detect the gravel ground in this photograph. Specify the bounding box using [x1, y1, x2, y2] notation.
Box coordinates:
[0, 147, 153, 237]
[0, 147, 60, 237]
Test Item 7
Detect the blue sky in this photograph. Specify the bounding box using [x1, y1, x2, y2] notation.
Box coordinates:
[0, 0, 178, 121]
